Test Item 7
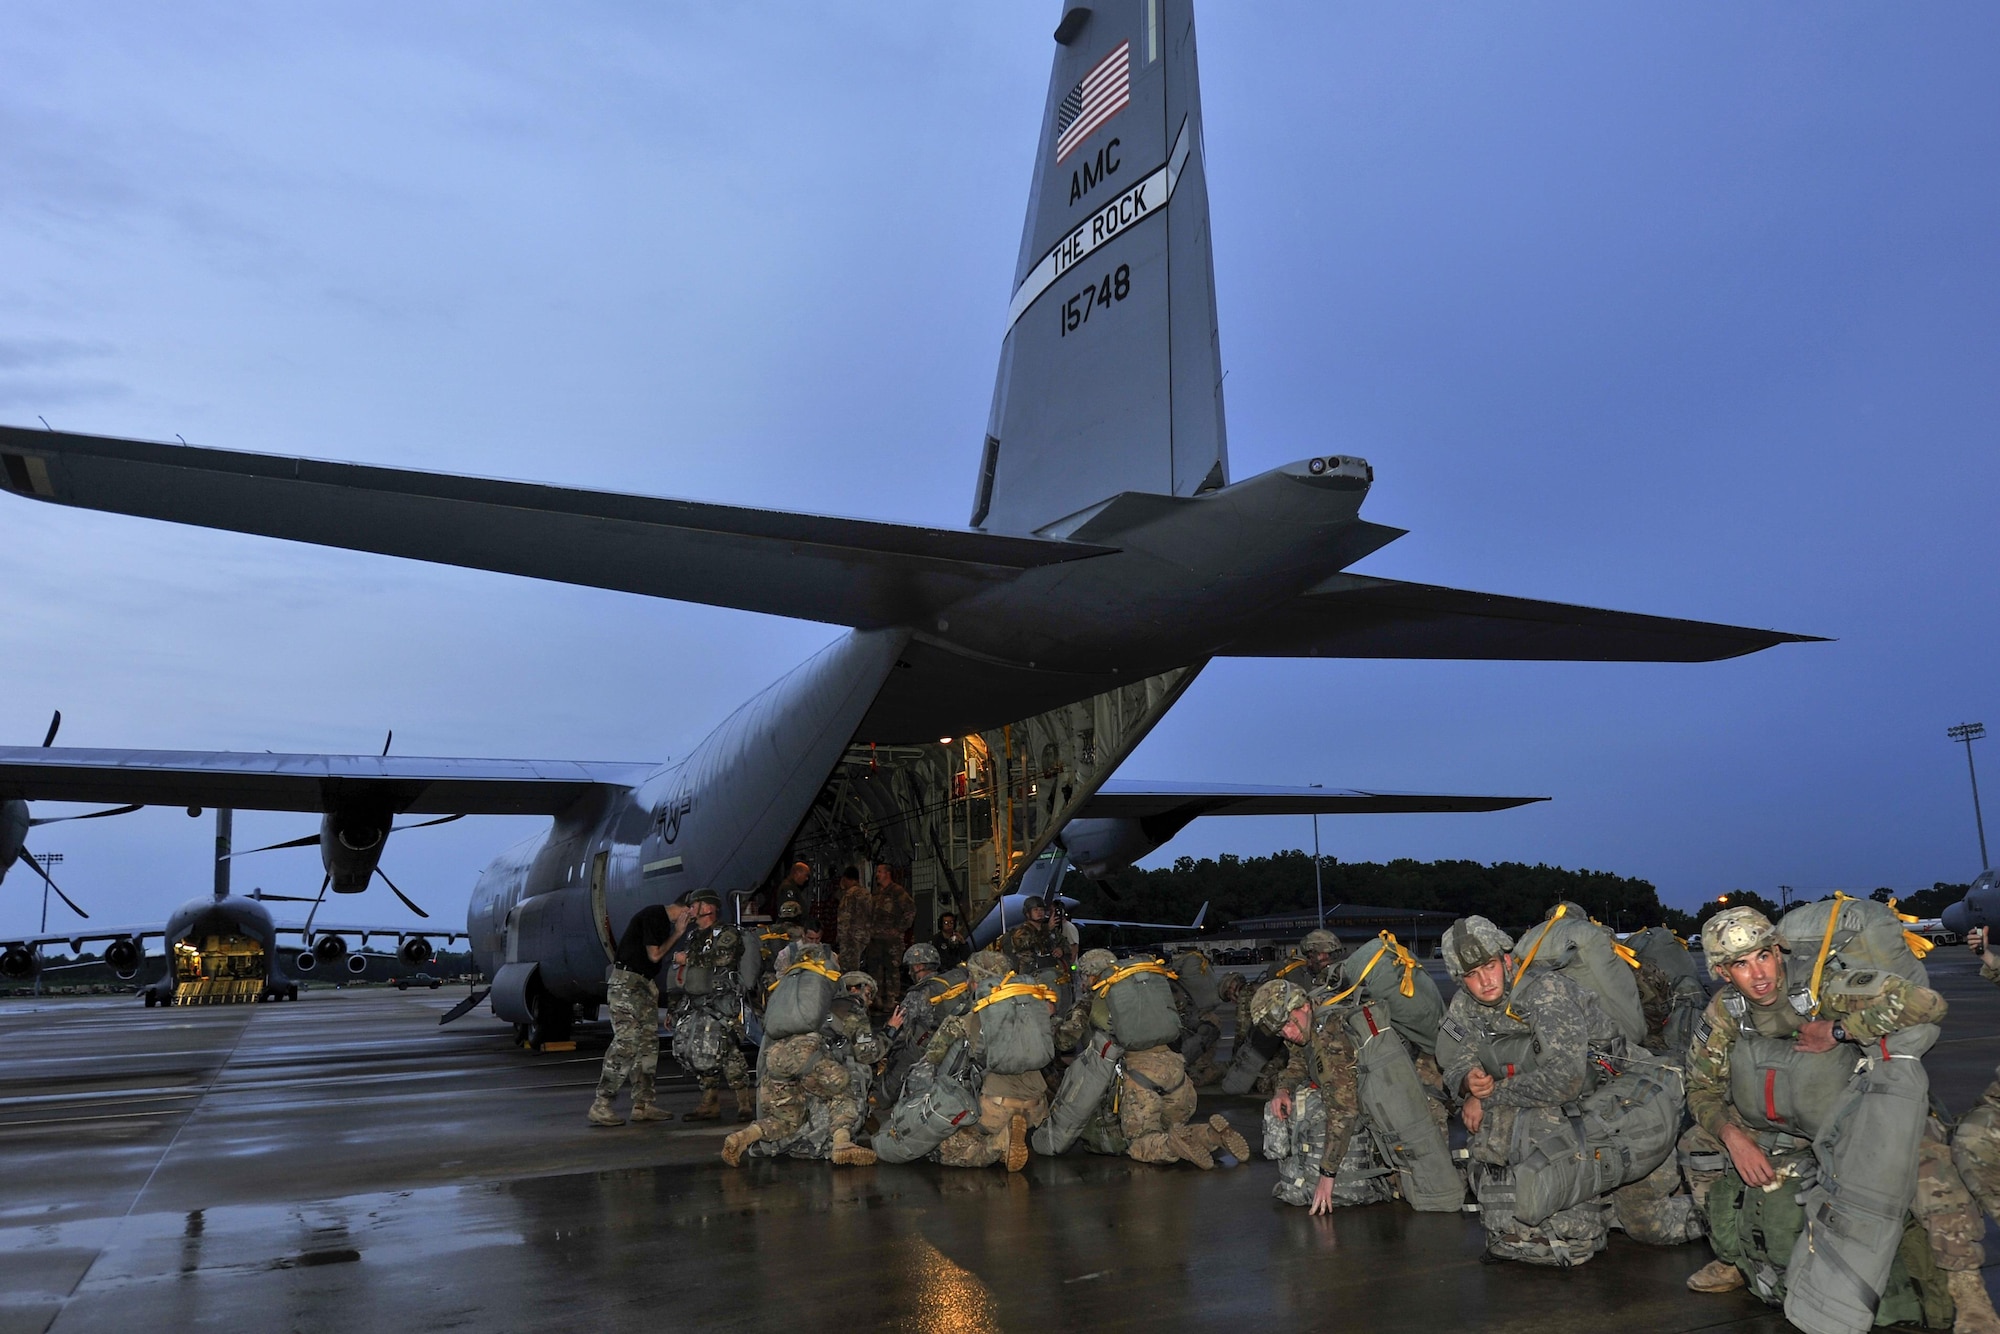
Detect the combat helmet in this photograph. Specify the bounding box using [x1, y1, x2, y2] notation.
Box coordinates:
[902, 942, 941, 972]
[1249, 978, 1310, 1036]
[686, 887, 722, 908]
[1701, 906, 1781, 977]
[839, 971, 878, 1002]
[777, 898, 804, 921]
[1075, 948, 1118, 980]
[1217, 971, 1246, 1002]
[967, 947, 1009, 981]
[1440, 916, 1514, 981]
[1300, 928, 1347, 963]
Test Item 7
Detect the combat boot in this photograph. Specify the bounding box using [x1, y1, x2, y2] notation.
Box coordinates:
[734, 1088, 755, 1123]
[1686, 1259, 1746, 1293]
[1170, 1124, 1215, 1170]
[721, 1124, 762, 1167]
[684, 1088, 722, 1121]
[1004, 1113, 1030, 1173]
[587, 1097, 625, 1128]
[831, 1128, 878, 1167]
[1951, 1269, 2000, 1334]
[629, 1100, 672, 1122]
[1209, 1114, 1251, 1164]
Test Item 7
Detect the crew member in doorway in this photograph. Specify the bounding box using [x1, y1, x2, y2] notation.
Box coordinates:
[933, 912, 972, 971]
[836, 867, 873, 974]
[589, 901, 690, 1127]
[869, 863, 915, 1013]
[772, 860, 811, 917]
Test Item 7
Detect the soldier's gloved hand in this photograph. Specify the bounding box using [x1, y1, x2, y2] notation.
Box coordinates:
[1268, 1088, 1293, 1121]
[1464, 1067, 1496, 1099]
[1309, 1174, 1339, 1217]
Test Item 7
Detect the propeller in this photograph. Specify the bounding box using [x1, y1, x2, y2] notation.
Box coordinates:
[30, 804, 144, 827]
[42, 710, 60, 747]
[249, 888, 325, 903]
[15, 845, 88, 919]
[300, 873, 331, 938]
[373, 865, 430, 920]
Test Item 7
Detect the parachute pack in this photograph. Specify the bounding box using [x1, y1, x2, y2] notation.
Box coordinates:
[1505, 1056, 1685, 1229]
[1170, 951, 1221, 1014]
[1093, 959, 1183, 1052]
[1329, 933, 1445, 1056]
[763, 948, 840, 1039]
[873, 1041, 980, 1165]
[1510, 902, 1646, 1046]
[671, 1010, 727, 1074]
[1336, 999, 1463, 1211]
[1623, 926, 1707, 1056]
[971, 972, 1058, 1074]
[1033, 1032, 1123, 1156]
[1777, 893, 1933, 999]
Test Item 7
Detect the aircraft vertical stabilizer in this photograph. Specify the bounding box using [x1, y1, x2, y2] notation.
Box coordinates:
[975, 0, 1227, 535]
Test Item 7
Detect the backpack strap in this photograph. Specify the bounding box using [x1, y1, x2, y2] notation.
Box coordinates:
[1090, 960, 1175, 992]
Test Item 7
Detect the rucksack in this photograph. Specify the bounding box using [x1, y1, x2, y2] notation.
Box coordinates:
[1329, 932, 1446, 1056]
[1510, 902, 1646, 1046]
[763, 947, 839, 1039]
[874, 1039, 980, 1164]
[1169, 951, 1220, 1013]
[1777, 893, 1932, 1003]
[1092, 959, 1184, 1052]
[1033, 1031, 1123, 1156]
[970, 972, 1058, 1074]
[1334, 999, 1462, 1211]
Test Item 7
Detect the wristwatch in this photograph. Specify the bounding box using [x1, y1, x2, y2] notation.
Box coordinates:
[1829, 1021, 1852, 1044]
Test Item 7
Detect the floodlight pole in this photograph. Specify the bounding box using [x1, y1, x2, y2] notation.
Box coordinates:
[32, 851, 63, 997]
[1309, 783, 1325, 928]
[1949, 723, 1989, 870]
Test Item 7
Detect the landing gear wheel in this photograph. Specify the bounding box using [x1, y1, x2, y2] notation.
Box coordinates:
[525, 994, 576, 1049]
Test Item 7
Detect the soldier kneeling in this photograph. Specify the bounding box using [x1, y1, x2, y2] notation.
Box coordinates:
[723, 949, 881, 1167]
[1036, 949, 1249, 1168]
[1438, 915, 1696, 1266]
[1679, 906, 1998, 1334]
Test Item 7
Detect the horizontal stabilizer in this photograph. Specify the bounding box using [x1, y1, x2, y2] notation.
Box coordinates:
[1218, 574, 1822, 663]
[0, 426, 1113, 628]
[1078, 780, 1544, 819]
[0, 747, 659, 815]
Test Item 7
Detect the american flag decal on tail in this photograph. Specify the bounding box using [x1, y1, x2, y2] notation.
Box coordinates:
[1056, 41, 1131, 164]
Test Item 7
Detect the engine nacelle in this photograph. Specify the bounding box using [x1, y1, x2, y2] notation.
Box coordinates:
[397, 936, 433, 967]
[104, 936, 145, 979]
[321, 803, 392, 893]
[1942, 868, 2000, 937]
[345, 952, 369, 975]
[0, 799, 27, 881]
[294, 950, 318, 972]
[1059, 813, 1201, 880]
[313, 934, 348, 963]
[0, 944, 36, 979]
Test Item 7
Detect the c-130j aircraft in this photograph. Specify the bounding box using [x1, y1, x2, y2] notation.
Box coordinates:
[0, 1, 1812, 1041]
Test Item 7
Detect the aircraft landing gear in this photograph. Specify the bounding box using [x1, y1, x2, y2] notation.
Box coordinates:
[523, 993, 575, 1050]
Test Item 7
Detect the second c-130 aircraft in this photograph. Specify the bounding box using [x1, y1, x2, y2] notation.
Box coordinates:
[0, 1, 1813, 1042]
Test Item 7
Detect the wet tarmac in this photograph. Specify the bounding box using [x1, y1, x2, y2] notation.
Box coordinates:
[4, 958, 1997, 1334]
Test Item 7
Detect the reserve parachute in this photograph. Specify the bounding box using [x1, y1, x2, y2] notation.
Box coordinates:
[873, 1041, 981, 1165]
[1034, 1032, 1124, 1156]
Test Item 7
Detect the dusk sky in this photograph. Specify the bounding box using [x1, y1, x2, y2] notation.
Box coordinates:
[2, 3, 1996, 936]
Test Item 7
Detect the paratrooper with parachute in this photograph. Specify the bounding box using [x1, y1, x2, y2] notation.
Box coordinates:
[1221, 929, 1346, 1096]
[669, 887, 755, 1123]
[721, 944, 881, 1168]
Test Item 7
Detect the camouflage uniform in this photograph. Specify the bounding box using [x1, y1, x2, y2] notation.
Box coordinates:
[876, 955, 965, 1110]
[1682, 968, 1987, 1282]
[867, 875, 915, 1011]
[1168, 948, 1227, 1087]
[836, 881, 873, 973]
[1253, 981, 1365, 1207]
[1003, 916, 1069, 982]
[1951, 953, 2000, 1225]
[921, 953, 1054, 1170]
[675, 923, 751, 1102]
[594, 966, 661, 1109]
[1440, 966, 1639, 1261]
[1230, 953, 1337, 1096]
[751, 917, 802, 1011]
[728, 994, 883, 1166]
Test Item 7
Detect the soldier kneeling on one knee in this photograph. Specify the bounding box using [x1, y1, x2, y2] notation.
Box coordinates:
[1679, 906, 1998, 1334]
[722, 967, 882, 1168]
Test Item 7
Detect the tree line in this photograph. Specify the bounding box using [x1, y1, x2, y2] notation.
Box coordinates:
[1072, 848, 1975, 940]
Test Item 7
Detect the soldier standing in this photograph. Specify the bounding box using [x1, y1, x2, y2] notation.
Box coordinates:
[1679, 907, 1998, 1332]
[1252, 977, 1363, 1213]
[1002, 895, 1071, 979]
[589, 901, 690, 1126]
[835, 867, 873, 974]
[868, 863, 915, 1013]
[674, 888, 754, 1123]
[721, 967, 882, 1167]
[933, 912, 972, 971]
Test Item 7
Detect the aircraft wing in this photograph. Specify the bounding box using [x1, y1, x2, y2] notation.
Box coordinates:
[0, 426, 1115, 630]
[1218, 573, 1823, 663]
[0, 924, 165, 952]
[1078, 781, 1545, 818]
[0, 747, 658, 815]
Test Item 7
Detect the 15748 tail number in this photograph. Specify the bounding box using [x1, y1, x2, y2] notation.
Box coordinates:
[1060, 264, 1131, 336]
